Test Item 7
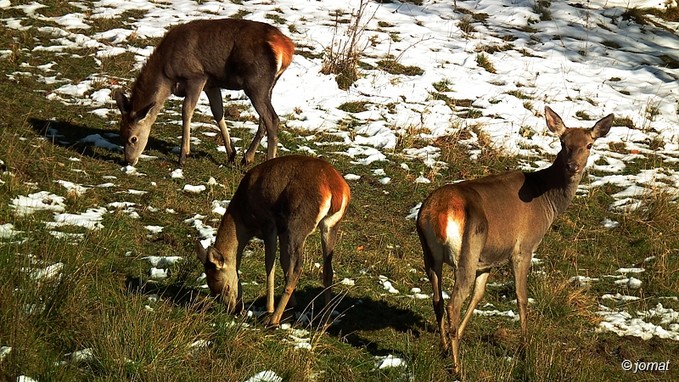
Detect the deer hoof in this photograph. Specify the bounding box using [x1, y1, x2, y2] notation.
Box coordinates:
[264, 317, 280, 329]
[227, 151, 237, 163]
[439, 346, 450, 358]
[240, 156, 252, 167]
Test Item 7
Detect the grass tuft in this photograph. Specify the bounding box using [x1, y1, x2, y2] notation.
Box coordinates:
[376, 59, 424, 76]
[321, 0, 374, 90]
[476, 53, 497, 73]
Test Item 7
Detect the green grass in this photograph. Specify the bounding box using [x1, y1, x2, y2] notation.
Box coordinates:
[376, 59, 424, 76]
[1, 3, 678, 382]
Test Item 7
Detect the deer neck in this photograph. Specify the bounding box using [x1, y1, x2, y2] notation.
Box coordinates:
[215, 209, 254, 267]
[213, 211, 247, 267]
[530, 151, 583, 216]
[130, 58, 173, 116]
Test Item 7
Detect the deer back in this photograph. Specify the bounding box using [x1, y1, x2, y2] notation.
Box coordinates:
[226, 155, 350, 235]
[154, 19, 293, 91]
[418, 107, 613, 268]
[115, 18, 294, 166]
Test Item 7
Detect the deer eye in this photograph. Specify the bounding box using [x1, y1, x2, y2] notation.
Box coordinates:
[587, 143, 593, 150]
[130, 136, 138, 144]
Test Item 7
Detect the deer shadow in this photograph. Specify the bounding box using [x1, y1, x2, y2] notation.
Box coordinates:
[241, 285, 428, 358]
[125, 275, 209, 308]
[124, 276, 428, 357]
[27, 118, 215, 165]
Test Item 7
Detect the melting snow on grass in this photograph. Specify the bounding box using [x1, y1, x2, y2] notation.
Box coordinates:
[1, 0, 678, 369]
[149, 268, 168, 279]
[170, 168, 183, 179]
[597, 304, 679, 341]
[143, 256, 182, 279]
[144, 225, 164, 235]
[22, 262, 64, 281]
[378, 275, 400, 294]
[143, 256, 182, 267]
[0, 346, 11, 362]
[183, 184, 206, 193]
[375, 354, 407, 370]
[244, 370, 283, 382]
[63, 348, 95, 364]
[55, 180, 89, 196]
[47, 207, 107, 231]
[282, 327, 313, 350]
[11, 191, 66, 216]
[0, 223, 22, 240]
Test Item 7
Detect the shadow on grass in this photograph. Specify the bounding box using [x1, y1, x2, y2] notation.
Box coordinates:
[293, 285, 424, 330]
[255, 285, 428, 357]
[27, 117, 215, 165]
[124, 276, 428, 356]
[125, 275, 208, 308]
[29, 117, 126, 164]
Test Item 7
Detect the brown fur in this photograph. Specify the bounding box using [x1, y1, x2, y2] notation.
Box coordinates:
[114, 18, 295, 167]
[268, 33, 294, 76]
[196, 155, 351, 327]
[416, 106, 614, 375]
[433, 196, 466, 244]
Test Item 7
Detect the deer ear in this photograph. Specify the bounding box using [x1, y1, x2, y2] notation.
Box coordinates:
[135, 102, 156, 123]
[592, 113, 614, 139]
[544, 106, 567, 136]
[195, 240, 208, 264]
[114, 89, 130, 114]
[206, 247, 226, 269]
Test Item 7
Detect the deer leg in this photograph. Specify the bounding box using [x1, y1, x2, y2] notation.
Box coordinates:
[262, 228, 278, 314]
[448, 263, 475, 375]
[242, 86, 279, 165]
[263, 87, 280, 160]
[278, 234, 296, 310]
[204, 87, 236, 163]
[512, 253, 532, 339]
[320, 222, 339, 308]
[422, 239, 448, 352]
[457, 270, 490, 339]
[269, 232, 306, 327]
[179, 78, 207, 167]
[448, 226, 484, 375]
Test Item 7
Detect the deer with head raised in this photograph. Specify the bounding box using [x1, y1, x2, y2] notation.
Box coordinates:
[195, 155, 351, 326]
[114, 18, 294, 167]
[416, 106, 614, 374]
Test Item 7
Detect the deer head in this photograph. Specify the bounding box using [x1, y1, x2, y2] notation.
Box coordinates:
[114, 90, 156, 166]
[545, 106, 613, 180]
[195, 241, 243, 313]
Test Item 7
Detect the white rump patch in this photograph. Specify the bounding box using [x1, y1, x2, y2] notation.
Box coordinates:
[317, 193, 348, 229]
[444, 216, 463, 266]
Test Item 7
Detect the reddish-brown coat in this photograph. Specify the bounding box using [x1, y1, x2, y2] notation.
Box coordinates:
[439, 196, 466, 243]
[195, 155, 350, 327]
[268, 32, 294, 77]
[114, 18, 295, 167]
[416, 107, 614, 375]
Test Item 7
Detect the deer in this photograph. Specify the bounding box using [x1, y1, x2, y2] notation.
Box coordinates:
[195, 155, 351, 327]
[416, 106, 614, 375]
[114, 18, 294, 167]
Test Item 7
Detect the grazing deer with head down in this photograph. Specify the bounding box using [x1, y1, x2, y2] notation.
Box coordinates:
[416, 106, 614, 374]
[114, 18, 294, 167]
[195, 155, 351, 326]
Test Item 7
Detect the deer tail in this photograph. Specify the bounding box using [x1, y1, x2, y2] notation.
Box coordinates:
[268, 32, 295, 77]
